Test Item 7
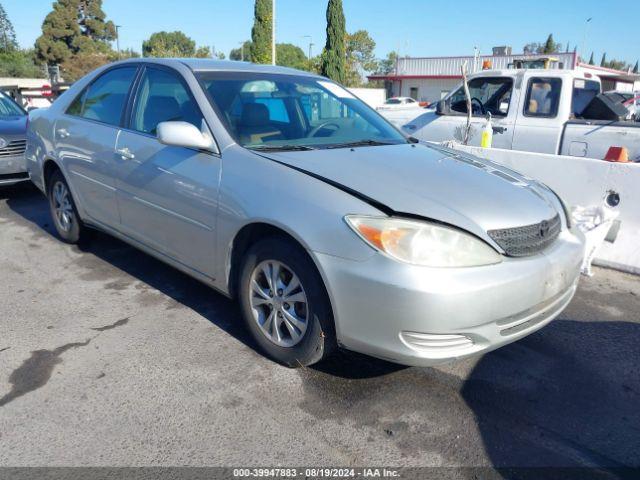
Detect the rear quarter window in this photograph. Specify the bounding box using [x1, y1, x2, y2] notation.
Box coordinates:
[571, 79, 600, 117]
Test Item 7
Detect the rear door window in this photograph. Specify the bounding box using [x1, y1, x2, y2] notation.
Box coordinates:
[69, 67, 138, 126]
[572, 79, 600, 117]
[524, 77, 562, 117]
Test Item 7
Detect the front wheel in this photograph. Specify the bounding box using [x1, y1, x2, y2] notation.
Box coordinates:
[47, 170, 86, 244]
[238, 237, 336, 367]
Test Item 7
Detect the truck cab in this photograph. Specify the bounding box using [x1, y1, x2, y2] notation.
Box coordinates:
[404, 69, 603, 153]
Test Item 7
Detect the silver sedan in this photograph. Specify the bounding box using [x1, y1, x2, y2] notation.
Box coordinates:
[26, 59, 585, 367]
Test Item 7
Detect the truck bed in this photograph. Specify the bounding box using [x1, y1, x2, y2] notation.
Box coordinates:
[560, 120, 640, 161]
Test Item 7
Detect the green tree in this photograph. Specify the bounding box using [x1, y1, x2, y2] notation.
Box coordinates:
[344, 30, 377, 86]
[195, 45, 212, 58]
[634, 61, 639, 74]
[142, 31, 196, 57]
[606, 58, 629, 71]
[0, 49, 44, 77]
[250, 0, 272, 64]
[541, 34, 561, 54]
[276, 43, 307, 70]
[230, 40, 252, 61]
[233, 41, 307, 70]
[36, 0, 83, 66]
[524, 36, 561, 55]
[119, 48, 140, 59]
[588, 52, 594, 65]
[320, 0, 346, 83]
[600, 52, 607, 67]
[35, 0, 116, 80]
[78, 0, 116, 42]
[375, 51, 398, 75]
[0, 3, 18, 52]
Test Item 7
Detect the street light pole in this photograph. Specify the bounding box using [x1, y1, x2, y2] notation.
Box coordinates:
[271, 0, 276, 65]
[115, 25, 121, 59]
[303, 35, 314, 69]
[581, 17, 592, 61]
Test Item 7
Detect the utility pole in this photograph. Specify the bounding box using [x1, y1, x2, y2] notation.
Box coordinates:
[271, 0, 276, 65]
[115, 25, 121, 59]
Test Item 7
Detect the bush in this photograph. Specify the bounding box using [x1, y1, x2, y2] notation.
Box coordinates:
[0, 50, 44, 78]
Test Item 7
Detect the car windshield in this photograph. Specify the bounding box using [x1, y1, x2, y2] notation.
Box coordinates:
[0, 93, 26, 117]
[386, 98, 402, 104]
[197, 71, 407, 150]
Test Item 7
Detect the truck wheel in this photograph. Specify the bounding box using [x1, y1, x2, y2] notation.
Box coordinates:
[238, 236, 336, 367]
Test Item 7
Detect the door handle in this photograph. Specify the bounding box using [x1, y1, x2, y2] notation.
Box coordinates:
[116, 147, 135, 160]
[492, 126, 507, 134]
[56, 128, 70, 138]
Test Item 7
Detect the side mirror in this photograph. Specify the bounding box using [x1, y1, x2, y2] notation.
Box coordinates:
[157, 121, 216, 152]
[435, 99, 449, 115]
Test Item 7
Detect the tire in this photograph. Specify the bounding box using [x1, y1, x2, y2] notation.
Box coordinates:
[238, 236, 336, 367]
[47, 169, 86, 244]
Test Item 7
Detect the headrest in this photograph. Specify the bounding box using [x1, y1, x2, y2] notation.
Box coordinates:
[144, 96, 181, 133]
[240, 103, 270, 127]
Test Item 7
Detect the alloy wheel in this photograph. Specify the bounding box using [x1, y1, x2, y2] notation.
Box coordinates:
[52, 181, 73, 233]
[249, 260, 309, 347]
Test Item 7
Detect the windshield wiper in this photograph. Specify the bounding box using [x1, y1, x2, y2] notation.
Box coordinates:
[323, 139, 399, 149]
[249, 144, 316, 152]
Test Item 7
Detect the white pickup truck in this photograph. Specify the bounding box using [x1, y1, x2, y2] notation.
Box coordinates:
[394, 69, 640, 161]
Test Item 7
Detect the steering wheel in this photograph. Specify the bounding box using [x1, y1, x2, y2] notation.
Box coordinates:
[470, 97, 486, 115]
[307, 122, 340, 138]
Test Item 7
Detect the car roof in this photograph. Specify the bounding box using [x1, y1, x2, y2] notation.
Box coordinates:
[472, 68, 600, 82]
[111, 57, 321, 78]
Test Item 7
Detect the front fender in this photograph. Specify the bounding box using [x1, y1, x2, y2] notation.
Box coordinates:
[212, 146, 382, 292]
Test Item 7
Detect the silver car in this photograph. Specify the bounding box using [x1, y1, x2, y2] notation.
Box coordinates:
[26, 59, 585, 367]
[0, 91, 29, 186]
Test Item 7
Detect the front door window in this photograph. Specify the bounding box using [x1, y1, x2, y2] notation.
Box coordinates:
[449, 77, 513, 117]
[131, 68, 204, 135]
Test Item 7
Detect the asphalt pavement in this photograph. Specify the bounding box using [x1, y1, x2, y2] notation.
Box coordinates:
[0, 183, 638, 477]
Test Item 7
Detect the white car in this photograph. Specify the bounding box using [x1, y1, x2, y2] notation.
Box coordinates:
[377, 97, 421, 110]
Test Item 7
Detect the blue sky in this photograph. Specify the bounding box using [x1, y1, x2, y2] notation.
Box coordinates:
[4, 0, 639, 65]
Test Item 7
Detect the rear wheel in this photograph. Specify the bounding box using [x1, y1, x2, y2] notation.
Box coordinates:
[238, 236, 336, 367]
[47, 170, 86, 244]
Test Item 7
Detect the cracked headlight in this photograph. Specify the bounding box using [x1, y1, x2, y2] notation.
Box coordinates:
[345, 216, 502, 267]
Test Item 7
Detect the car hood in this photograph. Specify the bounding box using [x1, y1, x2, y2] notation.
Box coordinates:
[260, 143, 559, 241]
[0, 115, 27, 136]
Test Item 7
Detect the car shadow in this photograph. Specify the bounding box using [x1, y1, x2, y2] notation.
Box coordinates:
[461, 318, 640, 476]
[4, 184, 409, 380]
[3, 183, 253, 351]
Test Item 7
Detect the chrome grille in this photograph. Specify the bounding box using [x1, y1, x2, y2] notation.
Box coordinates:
[0, 140, 26, 157]
[488, 214, 561, 257]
